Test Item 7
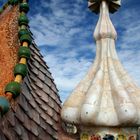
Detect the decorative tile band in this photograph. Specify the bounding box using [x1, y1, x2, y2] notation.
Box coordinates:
[0, 0, 31, 116]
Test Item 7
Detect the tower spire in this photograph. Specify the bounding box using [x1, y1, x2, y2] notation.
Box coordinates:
[61, 0, 140, 138]
[94, 1, 117, 41]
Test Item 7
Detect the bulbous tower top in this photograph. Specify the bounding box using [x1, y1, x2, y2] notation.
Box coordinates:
[61, 0, 140, 128]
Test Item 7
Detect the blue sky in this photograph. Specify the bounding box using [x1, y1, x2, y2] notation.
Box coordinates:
[1, 0, 140, 102]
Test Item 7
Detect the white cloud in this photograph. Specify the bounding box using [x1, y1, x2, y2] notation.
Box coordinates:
[44, 51, 92, 102]
[44, 50, 92, 87]
[113, 5, 140, 86]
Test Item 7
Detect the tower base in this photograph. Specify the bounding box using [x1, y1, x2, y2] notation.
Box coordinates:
[80, 127, 138, 140]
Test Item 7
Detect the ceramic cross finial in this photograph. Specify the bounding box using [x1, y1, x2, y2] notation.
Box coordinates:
[88, 0, 121, 14]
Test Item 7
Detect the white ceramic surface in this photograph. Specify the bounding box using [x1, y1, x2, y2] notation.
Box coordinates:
[61, 1, 140, 127]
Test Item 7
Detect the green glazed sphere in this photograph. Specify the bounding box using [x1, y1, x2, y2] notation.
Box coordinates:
[18, 14, 29, 26]
[5, 82, 21, 98]
[0, 96, 10, 115]
[18, 46, 31, 59]
[14, 63, 28, 78]
[20, 34, 32, 45]
[18, 29, 30, 38]
[20, 2, 29, 13]
[8, 0, 19, 5]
